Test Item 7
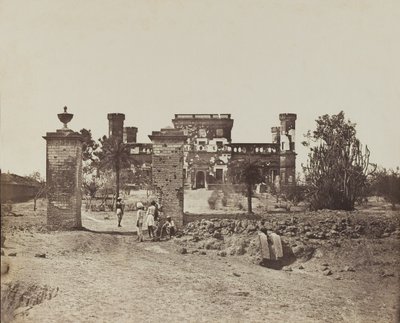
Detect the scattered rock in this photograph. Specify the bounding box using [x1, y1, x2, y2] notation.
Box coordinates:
[204, 239, 222, 250]
[246, 225, 257, 232]
[191, 250, 199, 254]
[199, 251, 206, 255]
[344, 265, 355, 272]
[35, 253, 47, 258]
[178, 247, 187, 255]
[217, 250, 227, 257]
[191, 235, 201, 242]
[233, 272, 241, 277]
[323, 270, 333, 276]
[8, 252, 17, 257]
[1, 262, 9, 275]
[305, 232, 314, 239]
[322, 263, 329, 267]
[291, 244, 315, 260]
[299, 265, 305, 270]
[212, 232, 223, 240]
[335, 276, 342, 280]
[391, 230, 400, 238]
[283, 266, 293, 272]
[233, 291, 249, 296]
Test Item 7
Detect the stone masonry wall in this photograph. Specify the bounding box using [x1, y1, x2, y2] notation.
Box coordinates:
[151, 139, 185, 227]
[280, 151, 296, 186]
[45, 134, 82, 229]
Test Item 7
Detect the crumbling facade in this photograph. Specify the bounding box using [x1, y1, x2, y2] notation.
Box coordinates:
[107, 112, 297, 192]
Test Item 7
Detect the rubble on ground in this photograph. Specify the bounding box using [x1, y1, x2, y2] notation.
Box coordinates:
[181, 211, 399, 241]
[175, 211, 399, 268]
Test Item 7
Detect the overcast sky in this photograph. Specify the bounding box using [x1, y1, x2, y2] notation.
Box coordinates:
[1, 0, 399, 177]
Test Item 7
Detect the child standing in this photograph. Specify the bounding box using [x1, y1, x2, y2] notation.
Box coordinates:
[136, 202, 145, 242]
[146, 201, 156, 239]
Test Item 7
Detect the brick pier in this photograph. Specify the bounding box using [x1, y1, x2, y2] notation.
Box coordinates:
[43, 108, 83, 230]
[149, 128, 187, 227]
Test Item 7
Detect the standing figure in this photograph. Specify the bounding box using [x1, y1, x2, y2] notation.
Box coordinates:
[116, 197, 124, 227]
[136, 202, 145, 242]
[146, 201, 156, 239]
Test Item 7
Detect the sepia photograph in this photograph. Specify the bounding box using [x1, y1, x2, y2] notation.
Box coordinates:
[1, 1, 399, 322]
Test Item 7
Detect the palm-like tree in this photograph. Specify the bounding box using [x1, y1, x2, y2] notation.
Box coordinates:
[227, 159, 263, 214]
[95, 136, 132, 200]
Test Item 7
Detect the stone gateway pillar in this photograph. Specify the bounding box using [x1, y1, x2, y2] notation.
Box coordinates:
[149, 128, 187, 228]
[43, 107, 83, 230]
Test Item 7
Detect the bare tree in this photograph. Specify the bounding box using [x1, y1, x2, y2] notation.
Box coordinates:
[26, 171, 46, 211]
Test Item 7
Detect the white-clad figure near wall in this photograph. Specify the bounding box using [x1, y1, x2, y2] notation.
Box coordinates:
[136, 202, 145, 242]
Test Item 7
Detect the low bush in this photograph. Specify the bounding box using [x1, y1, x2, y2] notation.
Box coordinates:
[208, 190, 219, 210]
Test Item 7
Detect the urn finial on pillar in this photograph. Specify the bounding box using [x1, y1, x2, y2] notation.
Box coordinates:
[57, 106, 74, 129]
[43, 107, 83, 230]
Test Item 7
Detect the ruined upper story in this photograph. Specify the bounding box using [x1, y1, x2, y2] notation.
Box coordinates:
[106, 112, 297, 157]
[172, 114, 234, 143]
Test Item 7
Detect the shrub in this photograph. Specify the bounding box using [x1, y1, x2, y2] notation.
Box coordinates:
[208, 190, 219, 210]
[221, 196, 228, 207]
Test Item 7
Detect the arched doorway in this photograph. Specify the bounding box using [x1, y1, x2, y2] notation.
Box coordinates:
[195, 171, 205, 189]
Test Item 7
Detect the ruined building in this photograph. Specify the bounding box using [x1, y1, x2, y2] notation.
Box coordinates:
[106, 113, 297, 191]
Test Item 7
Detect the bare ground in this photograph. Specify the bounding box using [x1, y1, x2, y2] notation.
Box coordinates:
[1, 199, 399, 323]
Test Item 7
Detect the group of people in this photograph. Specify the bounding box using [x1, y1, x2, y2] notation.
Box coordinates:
[116, 197, 176, 242]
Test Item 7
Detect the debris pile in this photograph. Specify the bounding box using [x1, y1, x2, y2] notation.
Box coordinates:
[182, 212, 399, 241]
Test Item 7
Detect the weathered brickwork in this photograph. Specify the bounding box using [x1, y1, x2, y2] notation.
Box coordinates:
[149, 130, 186, 227]
[44, 130, 83, 230]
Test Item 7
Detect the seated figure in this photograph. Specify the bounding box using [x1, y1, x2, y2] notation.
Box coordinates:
[161, 216, 176, 239]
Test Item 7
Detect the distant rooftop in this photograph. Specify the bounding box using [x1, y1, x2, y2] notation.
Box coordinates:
[1, 173, 41, 186]
[174, 114, 231, 119]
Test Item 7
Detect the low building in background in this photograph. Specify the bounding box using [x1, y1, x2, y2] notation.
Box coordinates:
[0, 172, 42, 203]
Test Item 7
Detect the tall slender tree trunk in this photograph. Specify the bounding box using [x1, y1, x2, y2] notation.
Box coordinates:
[116, 165, 120, 199]
[247, 184, 253, 214]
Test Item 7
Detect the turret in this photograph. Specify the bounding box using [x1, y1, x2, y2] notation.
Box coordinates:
[107, 113, 125, 141]
[279, 113, 297, 187]
[124, 127, 138, 143]
[279, 113, 297, 151]
[271, 126, 280, 144]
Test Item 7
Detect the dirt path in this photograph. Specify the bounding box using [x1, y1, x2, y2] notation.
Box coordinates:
[1, 203, 399, 322]
[2, 235, 398, 322]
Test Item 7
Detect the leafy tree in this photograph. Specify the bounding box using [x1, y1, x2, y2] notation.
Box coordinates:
[80, 128, 100, 180]
[95, 136, 132, 200]
[369, 167, 400, 209]
[79, 129, 102, 209]
[122, 163, 152, 195]
[80, 128, 99, 163]
[227, 160, 263, 214]
[302, 111, 372, 210]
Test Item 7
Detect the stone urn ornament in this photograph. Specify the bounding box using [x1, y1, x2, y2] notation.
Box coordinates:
[57, 106, 73, 129]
